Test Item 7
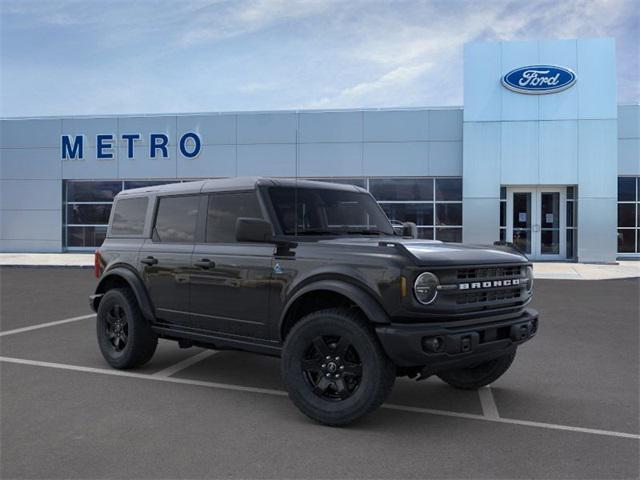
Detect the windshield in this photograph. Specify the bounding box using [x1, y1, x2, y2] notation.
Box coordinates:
[268, 187, 395, 236]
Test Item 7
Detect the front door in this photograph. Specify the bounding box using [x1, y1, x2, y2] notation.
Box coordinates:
[506, 187, 566, 260]
[189, 191, 273, 339]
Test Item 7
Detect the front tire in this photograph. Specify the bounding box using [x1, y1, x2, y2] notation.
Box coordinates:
[281, 308, 395, 426]
[96, 288, 158, 369]
[436, 350, 516, 390]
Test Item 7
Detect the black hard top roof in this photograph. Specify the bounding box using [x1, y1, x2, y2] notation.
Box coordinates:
[117, 177, 367, 198]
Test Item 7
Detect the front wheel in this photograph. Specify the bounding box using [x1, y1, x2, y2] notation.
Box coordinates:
[281, 308, 395, 426]
[436, 350, 516, 390]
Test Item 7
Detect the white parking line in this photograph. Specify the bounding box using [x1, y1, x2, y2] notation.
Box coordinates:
[478, 386, 500, 419]
[0, 314, 96, 337]
[1, 355, 638, 440]
[153, 350, 218, 377]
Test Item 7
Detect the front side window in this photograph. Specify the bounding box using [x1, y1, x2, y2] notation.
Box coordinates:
[153, 195, 200, 243]
[268, 187, 394, 236]
[206, 192, 263, 243]
[110, 197, 148, 236]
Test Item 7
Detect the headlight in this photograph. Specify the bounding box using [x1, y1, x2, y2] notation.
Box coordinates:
[526, 266, 534, 293]
[414, 272, 439, 305]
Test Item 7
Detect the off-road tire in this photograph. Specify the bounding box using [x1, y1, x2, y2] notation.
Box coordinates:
[281, 308, 395, 426]
[436, 350, 516, 390]
[96, 288, 158, 369]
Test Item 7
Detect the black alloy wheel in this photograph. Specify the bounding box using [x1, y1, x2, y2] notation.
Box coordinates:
[96, 288, 158, 369]
[281, 308, 395, 426]
[104, 304, 129, 352]
[301, 335, 363, 401]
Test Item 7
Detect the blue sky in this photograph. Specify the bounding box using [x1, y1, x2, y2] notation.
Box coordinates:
[1, 0, 638, 117]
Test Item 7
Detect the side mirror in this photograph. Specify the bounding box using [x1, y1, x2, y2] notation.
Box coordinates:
[402, 222, 418, 238]
[236, 217, 274, 243]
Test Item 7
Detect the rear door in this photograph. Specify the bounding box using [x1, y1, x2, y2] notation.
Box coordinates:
[139, 194, 201, 326]
[190, 191, 273, 339]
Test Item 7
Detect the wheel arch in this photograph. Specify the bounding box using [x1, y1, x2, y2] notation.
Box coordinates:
[93, 266, 156, 323]
[279, 279, 389, 341]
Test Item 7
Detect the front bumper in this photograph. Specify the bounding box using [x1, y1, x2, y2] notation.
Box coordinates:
[375, 308, 538, 371]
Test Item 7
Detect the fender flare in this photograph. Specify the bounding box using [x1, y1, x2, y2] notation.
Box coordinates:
[279, 279, 390, 335]
[94, 267, 156, 323]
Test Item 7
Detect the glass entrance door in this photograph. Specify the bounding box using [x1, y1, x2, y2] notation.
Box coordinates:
[507, 187, 567, 260]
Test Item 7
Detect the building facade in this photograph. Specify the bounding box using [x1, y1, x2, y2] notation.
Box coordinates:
[1, 38, 639, 262]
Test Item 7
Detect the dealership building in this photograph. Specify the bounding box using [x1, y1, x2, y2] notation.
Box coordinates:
[1, 37, 638, 262]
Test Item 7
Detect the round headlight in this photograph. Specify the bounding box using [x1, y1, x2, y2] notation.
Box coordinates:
[526, 266, 534, 293]
[414, 272, 439, 305]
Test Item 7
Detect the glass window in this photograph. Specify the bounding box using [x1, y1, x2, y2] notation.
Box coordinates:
[268, 187, 394, 236]
[369, 178, 433, 201]
[67, 181, 122, 202]
[566, 230, 574, 259]
[206, 192, 263, 243]
[566, 201, 574, 228]
[379, 203, 433, 226]
[617, 230, 635, 253]
[153, 195, 200, 243]
[617, 176, 640, 254]
[67, 226, 107, 247]
[435, 178, 462, 201]
[436, 203, 462, 226]
[566, 186, 575, 200]
[111, 197, 148, 236]
[618, 177, 636, 202]
[436, 227, 462, 243]
[417, 228, 434, 240]
[618, 204, 636, 228]
[500, 201, 506, 228]
[67, 204, 112, 225]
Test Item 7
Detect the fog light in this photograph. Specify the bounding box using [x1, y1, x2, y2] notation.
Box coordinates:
[422, 336, 445, 353]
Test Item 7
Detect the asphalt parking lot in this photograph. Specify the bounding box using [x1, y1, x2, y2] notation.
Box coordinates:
[1, 267, 638, 479]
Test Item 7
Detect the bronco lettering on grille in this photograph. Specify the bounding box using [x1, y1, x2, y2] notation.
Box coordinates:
[459, 279, 520, 290]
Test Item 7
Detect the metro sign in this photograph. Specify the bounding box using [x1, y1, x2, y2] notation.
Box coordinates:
[61, 132, 202, 160]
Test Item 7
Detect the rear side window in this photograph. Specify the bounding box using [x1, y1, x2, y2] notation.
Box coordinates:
[206, 192, 263, 243]
[153, 195, 200, 243]
[110, 197, 148, 236]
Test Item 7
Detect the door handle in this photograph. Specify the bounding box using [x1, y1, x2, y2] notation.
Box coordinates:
[194, 258, 215, 269]
[141, 256, 158, 266]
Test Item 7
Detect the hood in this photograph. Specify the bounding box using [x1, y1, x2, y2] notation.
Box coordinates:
[317, 237, 528, 267]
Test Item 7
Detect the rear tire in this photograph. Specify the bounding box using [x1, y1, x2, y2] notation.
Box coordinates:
[281, 308, 395, 426]
[436, 350, 516, 390]
[96, 288, 158, 369]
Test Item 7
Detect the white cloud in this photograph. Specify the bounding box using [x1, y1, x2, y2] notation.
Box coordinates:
[177, 0, 335, 47]
[308, 62, 434, 108]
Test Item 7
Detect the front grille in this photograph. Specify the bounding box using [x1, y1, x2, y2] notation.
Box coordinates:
[457, 266, 522, 281]
[456, 287, 522, 305]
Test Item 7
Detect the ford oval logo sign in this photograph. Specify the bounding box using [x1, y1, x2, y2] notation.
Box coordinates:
[502, 65, 576, 94]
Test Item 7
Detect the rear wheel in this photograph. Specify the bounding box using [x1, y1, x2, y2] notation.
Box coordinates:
[436, 350, 516, 390]
[281, 308, 395, 426]
[96, 288, 158, 369]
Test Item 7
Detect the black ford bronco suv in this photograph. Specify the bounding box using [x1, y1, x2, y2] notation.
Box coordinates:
[91, 177, 538, 425]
